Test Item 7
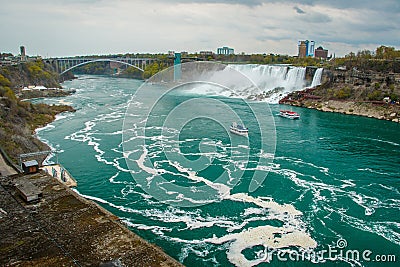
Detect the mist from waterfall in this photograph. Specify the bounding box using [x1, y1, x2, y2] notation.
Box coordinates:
[183, 64, 323, 103]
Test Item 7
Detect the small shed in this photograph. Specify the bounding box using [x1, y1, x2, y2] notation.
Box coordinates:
[22, 160, 39, 174]
[16, 180, 43, 203]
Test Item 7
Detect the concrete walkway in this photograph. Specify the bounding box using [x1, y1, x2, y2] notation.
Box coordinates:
[0, 153, 17, 177]
[0, 171, 182, 266]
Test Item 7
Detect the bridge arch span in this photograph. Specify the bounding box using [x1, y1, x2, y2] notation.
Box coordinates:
[59, 58, 145, 75]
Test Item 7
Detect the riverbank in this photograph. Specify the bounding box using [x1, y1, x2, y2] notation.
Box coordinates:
[0, 115, 183, 266]
[0, 63, 76, 162]
[279, 66, 400, 122]
[0, 107, 182, 265]
[19, 88, 76, 100]
[0, 63, 183, 265]
[280, 98, 400, 123]
[0, 170, 182, 266]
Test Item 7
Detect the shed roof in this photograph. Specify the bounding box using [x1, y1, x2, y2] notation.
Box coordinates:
[22, 160, 39, 167]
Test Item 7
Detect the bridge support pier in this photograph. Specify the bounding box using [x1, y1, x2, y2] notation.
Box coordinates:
[174, 53, 181, 81]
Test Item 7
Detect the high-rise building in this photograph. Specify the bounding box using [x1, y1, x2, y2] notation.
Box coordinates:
[20, 46, 26, 61]
[217, 46, 234, 55]
[307, 41, 315, 57]
[298, 41, 307, 58]
[298, 40, 315, 58]
[314, 46, 328, 59]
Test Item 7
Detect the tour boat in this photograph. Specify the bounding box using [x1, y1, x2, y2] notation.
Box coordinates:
[230, 122, 248, 136]
[279, 110, 300, 119]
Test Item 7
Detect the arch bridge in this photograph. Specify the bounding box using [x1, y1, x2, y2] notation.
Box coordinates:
[50, 57, 157, 75]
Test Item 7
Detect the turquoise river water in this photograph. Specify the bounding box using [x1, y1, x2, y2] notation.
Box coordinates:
[34, 69, 399, 266]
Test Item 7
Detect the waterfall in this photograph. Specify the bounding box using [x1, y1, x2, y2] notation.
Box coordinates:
[310, 68, 324, 88]
[284, 67, 307, 91]
[220, 65, 306, 102]
[228, 64, 306, 92]
[183, 64, 308, 103]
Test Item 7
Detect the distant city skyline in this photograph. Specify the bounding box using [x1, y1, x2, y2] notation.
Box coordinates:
[0, 0, 399, 57]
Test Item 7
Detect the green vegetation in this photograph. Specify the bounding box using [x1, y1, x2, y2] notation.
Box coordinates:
[0, 64, 74, 162]
[389, 93, 398, 102]
[73, 61, 111, 75]
[282, 45, 400, 121]
[328, 45, 400, 73]
[368, 90, 382, 101]
[334, 86, 352, 99]
[0, 59, 60, 88]
[375, 45, 400, 59]
[119, 66, 142, 79]
[0, 74, 11, 87]
[70, 60, 169, 80]
[143, 62, 168, 79]
[26, 60, 52, 82]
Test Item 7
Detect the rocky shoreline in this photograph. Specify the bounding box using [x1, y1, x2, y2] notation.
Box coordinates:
[280, 98, 400, 123]
[0, 170, 182, 266]
[279, 65, 400, 123]
[19, 88, 76, 100]
[1, 60, 183, 266]
[0, 93, 182, 266]
[0, 104, 184, 266]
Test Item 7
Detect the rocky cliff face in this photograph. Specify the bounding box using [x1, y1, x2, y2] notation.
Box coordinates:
[0, 60, 61, 89]
[280, 66, 400, 122]
[0, 61, 75, 162]
[314, 68, 399, 102]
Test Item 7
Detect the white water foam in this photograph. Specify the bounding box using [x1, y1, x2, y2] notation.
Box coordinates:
[180, 64, 321, 103]
[118, 99, 317, 266]
[205, 225, 317, 267]
[34, 123, 60, 164]
[269, 156, 400, 249]
[362, 137, 400, 147]
[131, 137, 317, 266]
[38, 74, 399, 267]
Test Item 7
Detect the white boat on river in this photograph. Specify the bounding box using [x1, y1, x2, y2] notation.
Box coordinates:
[230, 122, 248, 136]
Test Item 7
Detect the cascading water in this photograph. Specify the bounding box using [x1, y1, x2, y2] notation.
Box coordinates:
[184, 64, 314, 103]
[310, 67, 324, 88]
[228, 64, 307, 98]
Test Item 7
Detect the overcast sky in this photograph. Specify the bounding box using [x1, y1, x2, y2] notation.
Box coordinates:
[0, 0, 399, 57]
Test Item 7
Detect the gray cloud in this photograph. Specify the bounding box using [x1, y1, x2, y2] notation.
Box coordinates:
[294, 6, 306, 14]
[301, 12, 332, 23]
[0, 0, 398, 57]
[166, 0, 400, 15]
[163, 0, 265, 6]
